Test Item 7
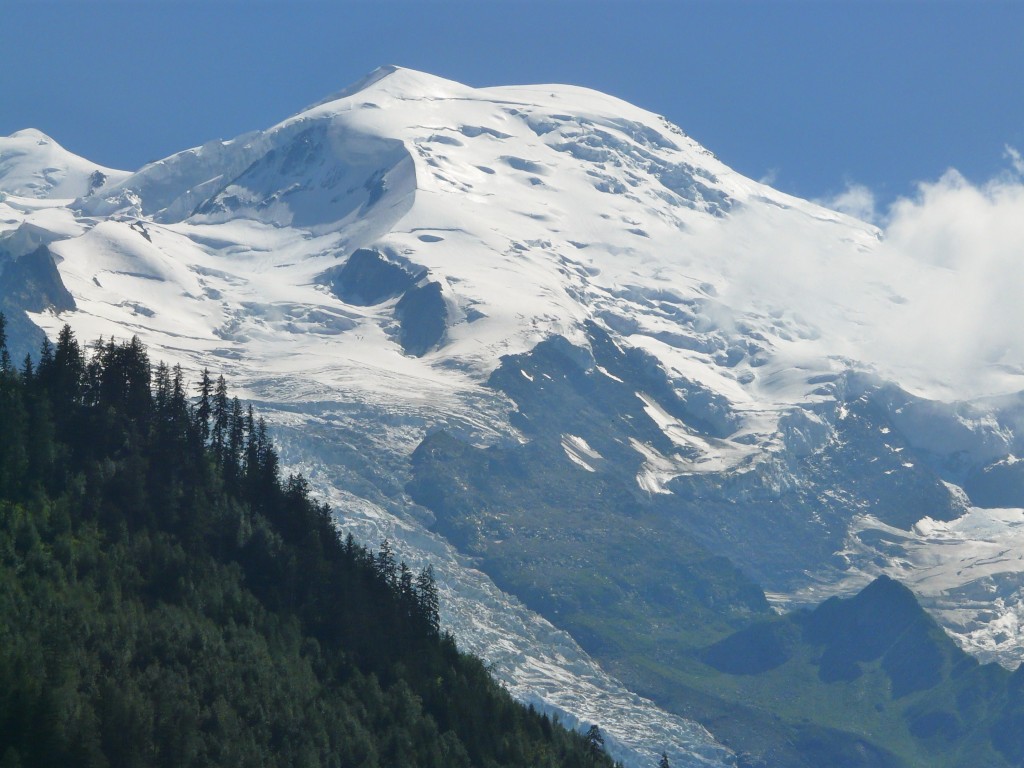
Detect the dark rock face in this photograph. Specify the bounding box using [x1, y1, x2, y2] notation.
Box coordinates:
[0, 245, 76, 361]
[325, 248, 420, 306]
[486, 326, 736, 470]
[320, 249, 445, 356]
[964, 460, 1024, 508]
[395, 281, 446, 357]
[0, 245, 76, 313]
[585, 320, 739, 438]
[323, 246, 419, 307]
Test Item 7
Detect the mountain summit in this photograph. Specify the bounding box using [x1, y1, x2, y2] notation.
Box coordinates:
[0, 128, 127, 199]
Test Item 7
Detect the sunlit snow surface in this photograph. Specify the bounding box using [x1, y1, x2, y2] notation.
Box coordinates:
[0, 129, 129, 200]
[6, 65, 1024, 763]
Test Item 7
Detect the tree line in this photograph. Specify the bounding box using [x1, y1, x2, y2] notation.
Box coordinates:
[0, 315, 620, 768]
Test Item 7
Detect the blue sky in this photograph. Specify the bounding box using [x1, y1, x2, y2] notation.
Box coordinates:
[2, 1, 1022, 209]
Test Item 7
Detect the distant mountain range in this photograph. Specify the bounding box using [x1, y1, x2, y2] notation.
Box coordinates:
[4, 66, 1024, 766]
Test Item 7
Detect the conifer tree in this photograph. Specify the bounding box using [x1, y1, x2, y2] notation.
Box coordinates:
[0, 312, 11, 374]
[211, 375, 229, 461]
[399, 561, 415, 612]
[415, 565, 441, 634]
[52, 324, 84, 406]
[195, 368, 212, 444]
[376, 539, 397, 587]
[224, 396, 245, 490]
[0, 315, 27, 498]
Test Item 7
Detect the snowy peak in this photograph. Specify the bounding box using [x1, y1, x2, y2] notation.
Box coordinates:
[0, 128, 128, 200]
[302, 65, 475, 111]
[13, 67, 890, 407]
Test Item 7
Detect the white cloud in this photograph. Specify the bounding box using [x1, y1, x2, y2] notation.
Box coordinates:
[1006, 145, 1024, 177]
[870, 166, 1024, 396]
[815, 182, 879, 224]
[758, 168, 779, 186]
[705, 154, 1024, 400]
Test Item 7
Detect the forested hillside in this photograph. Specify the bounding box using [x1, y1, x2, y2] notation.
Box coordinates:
[0, 316, 619, 768]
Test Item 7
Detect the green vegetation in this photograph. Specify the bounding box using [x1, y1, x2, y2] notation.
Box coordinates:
[406, 329, 1024, 768]
[677, 575, 1024, 768]
[0, 316, 619, 768]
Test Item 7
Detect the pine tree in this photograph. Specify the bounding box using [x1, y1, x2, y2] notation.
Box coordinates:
[415, 565, 440, 634]
[195, 368, 212, 445]
[170, 364, 188, 420]
[0, 312, 12, 374]
[225, 396, 245, 490]
[96, 336, 151, 425]
[376, 539, 397, 587]
[37, 338, 53, 373]
[153, 361, 171, 415]
[0, 316, 27, 497]
[211, 375, 229, 462]
[82, 337, 104, 407]
[399, 562, 415, 614]
[52, 324, 84, 406]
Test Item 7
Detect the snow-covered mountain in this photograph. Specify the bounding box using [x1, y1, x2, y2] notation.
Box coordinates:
[5, 65, 1024, 765]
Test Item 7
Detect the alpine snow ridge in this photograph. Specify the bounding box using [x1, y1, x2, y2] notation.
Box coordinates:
[5, 65, 1024, 765]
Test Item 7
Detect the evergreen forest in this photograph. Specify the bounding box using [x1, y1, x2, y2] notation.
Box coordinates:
[0, 315, 620, 768]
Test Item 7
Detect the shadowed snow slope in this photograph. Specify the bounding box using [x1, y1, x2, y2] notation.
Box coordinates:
[6, 65, 1024, 766]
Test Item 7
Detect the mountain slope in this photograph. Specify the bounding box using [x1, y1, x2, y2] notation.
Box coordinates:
[696, 576, 1024, 767]
[0, 332, 619, 768]
[5, 65, 1024, 765]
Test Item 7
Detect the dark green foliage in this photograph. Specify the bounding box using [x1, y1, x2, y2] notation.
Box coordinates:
[0, 320, 618, 768]
[0, 312, 11, 374]
[802, 576, 947, 695]
[697, 575, 1024, 768]
[702, 619, 800, 675]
